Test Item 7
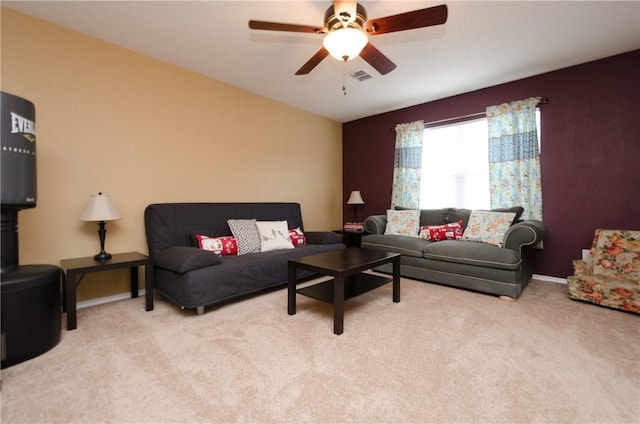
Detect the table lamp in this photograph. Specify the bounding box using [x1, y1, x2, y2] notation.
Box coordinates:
[347, 190, 365, 223]
[79, 192, 122, 261]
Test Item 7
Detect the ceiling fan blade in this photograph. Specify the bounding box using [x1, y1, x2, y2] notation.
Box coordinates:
[364, 4, 448, 35]
[249, 20, 324, 34]
[359, 43, 397, 75]
[295, 48, 330, 75]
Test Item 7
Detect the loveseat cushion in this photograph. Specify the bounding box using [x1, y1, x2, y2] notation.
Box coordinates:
[396, 206, 449, 227]
[423, 240, 521, 270]
[361, 234, 432, 258]
[446, 207, 524, 228]
[155, 246, 221, 274]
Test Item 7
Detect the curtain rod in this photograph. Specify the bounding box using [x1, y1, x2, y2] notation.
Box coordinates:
[394, 96, 549, 131]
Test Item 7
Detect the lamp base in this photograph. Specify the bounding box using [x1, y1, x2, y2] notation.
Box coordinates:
[93, 251, 112, 261]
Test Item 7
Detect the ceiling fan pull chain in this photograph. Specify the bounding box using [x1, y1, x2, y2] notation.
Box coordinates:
[342, 57, 348, 96]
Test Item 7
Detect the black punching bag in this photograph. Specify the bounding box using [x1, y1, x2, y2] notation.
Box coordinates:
[1, 92, 37, 273]
[1, 91, 37, 208]
[0, 92, 61, 368]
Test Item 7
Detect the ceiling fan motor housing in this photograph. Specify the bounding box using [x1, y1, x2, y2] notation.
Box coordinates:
[324, 4, 367, 31]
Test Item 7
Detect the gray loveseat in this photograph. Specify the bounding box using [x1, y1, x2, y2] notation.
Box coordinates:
[361, 207, 546, 299]
[144, 202, 344, 314]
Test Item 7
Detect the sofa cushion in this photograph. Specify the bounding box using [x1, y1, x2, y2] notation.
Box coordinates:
[446, 208, 473, 227]
[492, 206, 525, 222]
[419, 221, 464, 241]
[361, 234, 432, 258]
[194, 234, 238, 256]
[446, 207, 524, 228]
[289, 228, 306, 246]
[155, 246, 221, 274]
[462, 210, 517, 247]
[227, 219, 262, 255]
[423, 240, 521, 270]
[396, 206, 449, 226]
[256, 220, 295, 252]
[305, 231, 341, 245]
[384, 209, 420, 237]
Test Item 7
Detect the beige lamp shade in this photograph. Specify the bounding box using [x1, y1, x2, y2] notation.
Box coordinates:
[347, 190, 365, 205]
[78, 192, 122, 222]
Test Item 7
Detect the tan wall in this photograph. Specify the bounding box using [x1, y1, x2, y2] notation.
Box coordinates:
[1, 8, 343, 302]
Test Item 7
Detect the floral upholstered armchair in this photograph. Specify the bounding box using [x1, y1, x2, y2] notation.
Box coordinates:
[567, 229, 640, 314]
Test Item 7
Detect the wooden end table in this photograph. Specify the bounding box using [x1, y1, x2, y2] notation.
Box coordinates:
[60, 251, 153, 330]
[288, 248, 400, 335]
[333, 229, 369, 247]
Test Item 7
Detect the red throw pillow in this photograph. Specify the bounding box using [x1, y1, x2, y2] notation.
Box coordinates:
[289, 228, 306, 246]
[195, 234, 238, 256]
[419, 221, 464, 241]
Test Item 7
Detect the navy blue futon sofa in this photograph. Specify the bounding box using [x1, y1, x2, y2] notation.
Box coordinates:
[144, 202, 344, 314]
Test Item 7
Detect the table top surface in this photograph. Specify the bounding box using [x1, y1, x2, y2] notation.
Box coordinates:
[60, 251, 149, 272]
[289, 248, 399, 274]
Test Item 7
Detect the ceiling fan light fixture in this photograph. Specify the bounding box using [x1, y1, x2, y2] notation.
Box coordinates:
[322, 28, 368, 61]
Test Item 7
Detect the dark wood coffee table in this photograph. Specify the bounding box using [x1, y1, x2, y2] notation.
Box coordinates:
[288, 248, 400, 335]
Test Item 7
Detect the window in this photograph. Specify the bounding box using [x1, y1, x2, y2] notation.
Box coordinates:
[420, 118, 490, 209]
[420, 111, 540, 210]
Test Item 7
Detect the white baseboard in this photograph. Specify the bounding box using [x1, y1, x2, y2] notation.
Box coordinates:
[533, 274, 566, 284]
[77, 290, 146, 310]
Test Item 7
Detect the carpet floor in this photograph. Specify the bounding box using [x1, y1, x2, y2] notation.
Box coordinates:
[1, 277, 638, 423]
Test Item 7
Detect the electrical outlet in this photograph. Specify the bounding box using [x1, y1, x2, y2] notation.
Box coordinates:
[582, 249, 591, 261]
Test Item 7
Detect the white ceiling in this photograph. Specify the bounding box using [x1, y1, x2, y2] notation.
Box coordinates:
[4, 1, 640, 123]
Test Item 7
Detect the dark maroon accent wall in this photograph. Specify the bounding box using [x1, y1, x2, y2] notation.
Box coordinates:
[343, 50, 640, 278]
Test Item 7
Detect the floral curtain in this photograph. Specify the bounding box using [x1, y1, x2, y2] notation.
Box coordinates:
[486, 97, 543, 221]
[391, 120, 424, 209]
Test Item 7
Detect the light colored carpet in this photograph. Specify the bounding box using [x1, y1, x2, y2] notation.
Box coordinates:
[1, 277, 638, 423]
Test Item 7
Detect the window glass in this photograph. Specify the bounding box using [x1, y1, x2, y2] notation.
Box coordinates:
[420, 118, 489, 209]
[419, 110, 540, 210]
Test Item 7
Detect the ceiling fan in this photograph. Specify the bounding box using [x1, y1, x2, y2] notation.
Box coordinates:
[248, 1, 448, 76]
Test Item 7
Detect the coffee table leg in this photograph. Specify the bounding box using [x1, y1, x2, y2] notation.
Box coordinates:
[288, 262, 296, 315]
[393, 257, 401, 303]
[333, 276, 344, 335]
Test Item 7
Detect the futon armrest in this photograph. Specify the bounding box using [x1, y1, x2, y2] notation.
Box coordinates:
[154, 246, 221, 274]
[503, 220, 547, 253]
[305, 231, 341, 245]
[364, 215, 387, 235]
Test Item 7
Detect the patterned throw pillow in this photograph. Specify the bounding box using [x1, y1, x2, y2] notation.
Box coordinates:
[462, 210, 516, 247]
[227, 219, 261, 255]
[384, 209, 420, 237]
[255, 221, 295, 252]
[289, 228, 306, 246]
[419, 221, 464, 241]
[194, 234, 238, 256]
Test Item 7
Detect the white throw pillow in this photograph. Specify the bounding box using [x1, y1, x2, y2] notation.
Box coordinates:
[461, 210, 516, 247]
[227, 219, 261, 255]
[256, 220, 295, 252]
[384, 209, 420, 237]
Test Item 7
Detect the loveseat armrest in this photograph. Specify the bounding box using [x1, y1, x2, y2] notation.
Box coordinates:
[364, 215, 387, 235]
[503, 220, 547, 253]
[305, 231, 341, 245]
[154, 246, 221, 274]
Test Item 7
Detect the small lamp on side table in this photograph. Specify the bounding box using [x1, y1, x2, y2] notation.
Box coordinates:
[347, 190, 365, 223]
[79, 192, 122, 261]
